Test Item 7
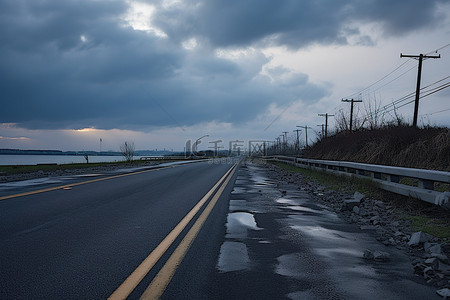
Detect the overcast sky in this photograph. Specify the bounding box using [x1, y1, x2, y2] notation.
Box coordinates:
[1, 0, 449, 152]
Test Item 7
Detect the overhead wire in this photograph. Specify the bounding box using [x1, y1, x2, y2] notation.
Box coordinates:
[343, 42, 449, 101]
[330, 43, 450, 129]
[333, 44, 449, 116]
[352, 73, 450, 122]
[421, 107, 450, 116]
[343, 59, 414, 99]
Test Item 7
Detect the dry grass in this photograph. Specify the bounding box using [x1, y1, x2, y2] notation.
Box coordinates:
[303, 126, 450, 171]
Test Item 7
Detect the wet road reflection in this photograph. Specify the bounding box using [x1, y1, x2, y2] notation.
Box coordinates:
[212, 161, 438, 299]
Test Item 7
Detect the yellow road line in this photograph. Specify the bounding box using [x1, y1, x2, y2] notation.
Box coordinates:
[108, 163, 236, 300]
[140, 163, 238, 300]
[0, 166, 175, 201]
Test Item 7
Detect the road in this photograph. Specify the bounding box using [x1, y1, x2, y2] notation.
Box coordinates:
[0, 159, 440, 299]
[0, 160, 238, 299]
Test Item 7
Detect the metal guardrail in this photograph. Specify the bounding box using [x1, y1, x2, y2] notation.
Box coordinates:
[140, 156, 188, 161]
[266, 155, 450, 209]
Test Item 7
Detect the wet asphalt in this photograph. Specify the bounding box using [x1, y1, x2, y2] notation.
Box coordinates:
[0, 159, 441, 299]
[166, 160, 439, 299]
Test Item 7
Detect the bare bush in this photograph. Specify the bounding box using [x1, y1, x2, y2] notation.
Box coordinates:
[363, 94, 385, 130]
[120, 141, 135, 162]
[387, 104, 407, 127]
[335, 108, 350, 132]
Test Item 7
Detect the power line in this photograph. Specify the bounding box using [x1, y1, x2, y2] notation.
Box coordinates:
[344, 43, 450, 102]
[420, 75, 450, 90]
[355, 80, 450, 122]
[367, 65, 417, 94]
[371, 76, 450, 115]
[419, 82, 450, 99]
[425, 43, 450, 55]
[421, 107, 450, 116]
[344, 60, 413, 99]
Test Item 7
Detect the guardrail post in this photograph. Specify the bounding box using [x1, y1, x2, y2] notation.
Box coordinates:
[418, 179, 434, 190]
[387, 175, 400, 183]
[372, 172, 382, 180]
[357, 169, 365, 176]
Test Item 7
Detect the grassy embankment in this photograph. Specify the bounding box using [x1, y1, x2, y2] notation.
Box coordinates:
[271, 126, 450, 239]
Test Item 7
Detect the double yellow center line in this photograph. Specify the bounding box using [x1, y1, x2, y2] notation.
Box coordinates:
[109, 162, 238, 300]
[0, 165, 175, 201]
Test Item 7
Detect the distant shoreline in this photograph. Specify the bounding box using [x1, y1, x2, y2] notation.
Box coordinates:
[0, 149, 178, 157]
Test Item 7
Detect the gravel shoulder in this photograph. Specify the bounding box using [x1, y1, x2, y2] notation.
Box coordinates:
[258, 159, 450, 295]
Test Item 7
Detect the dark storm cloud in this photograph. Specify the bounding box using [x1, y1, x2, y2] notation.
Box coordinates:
[153, 0, 447, 48]
[1, 0, 445, 130]
[0, 0, 329, 130]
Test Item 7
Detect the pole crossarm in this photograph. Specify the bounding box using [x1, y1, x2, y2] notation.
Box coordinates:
[400, 53, 440, 59]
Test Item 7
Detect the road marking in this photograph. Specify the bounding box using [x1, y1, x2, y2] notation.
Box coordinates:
[0, 165, 178, 202]
[140, 163, 238, 300]
[108, 163, 237, 300]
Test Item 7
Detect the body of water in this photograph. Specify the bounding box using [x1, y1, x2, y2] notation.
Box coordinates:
[0, 155, 147, 166]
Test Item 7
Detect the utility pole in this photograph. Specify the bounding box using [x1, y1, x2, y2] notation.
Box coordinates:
[317, 124, 324, 138]
[276, 137, 281, 153]
[293, 129, 301, 151]
[341, 98, 362, 131]
[296, 126, 311, 148]
[282, 131, 289, 151]
[400, 53, 440, 128]
[318, 113, 334, 138]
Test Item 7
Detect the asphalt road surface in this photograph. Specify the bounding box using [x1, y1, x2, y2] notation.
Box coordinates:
[0, 160, 238, 299]
[0, 159, 440, 299]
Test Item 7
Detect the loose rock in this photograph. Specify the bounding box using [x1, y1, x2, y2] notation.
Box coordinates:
[408, 231, 432, 246]
[436, 287, 450, 298]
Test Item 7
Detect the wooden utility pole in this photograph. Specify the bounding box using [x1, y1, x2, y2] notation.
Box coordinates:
[317, 124, 324, 138]
[341, 98, 362, 131]
[282, 131, 289, 150]
[293, 129, 301, 151]
[318, 113, 334, 138]
[400, 53, 440, 128]
[276, 137, 281, 153]
[296, 126, 311, 148]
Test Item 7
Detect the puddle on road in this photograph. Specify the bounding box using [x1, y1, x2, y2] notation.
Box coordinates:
[291, 225, 347, 242]
[226, 212, 261, 239]
[229, 200, 248, 212]
[231, 187, 247, 194]
[254, 181, 276, 187]
[235, 179, 248, 185]
[250, 172, 276, 186]
[276, 198, 323, 214]
[315, 247, 362, 260]
[288, 206, 322, 213]
[217, 241, 250, 272]
[276, 198, 299, 205]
